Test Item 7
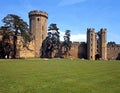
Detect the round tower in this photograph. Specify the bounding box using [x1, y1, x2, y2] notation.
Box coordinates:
[29, 10, 48, 57]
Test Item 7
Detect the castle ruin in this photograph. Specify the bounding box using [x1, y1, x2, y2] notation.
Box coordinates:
[0, 10, 120, 60]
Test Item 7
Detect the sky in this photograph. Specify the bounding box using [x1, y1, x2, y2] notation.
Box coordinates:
[0, 0, 120, 43]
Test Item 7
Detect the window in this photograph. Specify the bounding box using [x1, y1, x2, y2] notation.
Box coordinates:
[97, 49, 99, 52]
[97, 45, 98, 48]
[91, 38, 92, 41]
[37, 18, 40, 21]
[42, 26, 44, 31]
[91, 43, 92, 46]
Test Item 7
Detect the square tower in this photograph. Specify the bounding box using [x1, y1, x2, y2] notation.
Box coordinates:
[87, 28, 96, 60]
[99, 28, 107, 60]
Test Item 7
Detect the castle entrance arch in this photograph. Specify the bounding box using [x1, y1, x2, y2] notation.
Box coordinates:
[95, 54, 100, 60]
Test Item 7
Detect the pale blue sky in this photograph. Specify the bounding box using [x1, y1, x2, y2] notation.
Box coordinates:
[0, 0, 120, 43]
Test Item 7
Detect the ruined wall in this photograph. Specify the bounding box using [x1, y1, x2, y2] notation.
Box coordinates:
[107, 44, 120, 60]
[78, 42, 87, 59]
[0, 29, 35, 58]
[50, 42, 87, 59]
[17, 36, 35, 58]
[68, 42, 87, 59]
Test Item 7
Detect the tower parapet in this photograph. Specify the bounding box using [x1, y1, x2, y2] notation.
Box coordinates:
[29, 10, 48, 18]
[100, 28, 107, 32]
[87, 28, 95, 32]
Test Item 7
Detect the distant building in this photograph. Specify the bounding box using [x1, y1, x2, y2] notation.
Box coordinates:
[0, 10, 120, 60]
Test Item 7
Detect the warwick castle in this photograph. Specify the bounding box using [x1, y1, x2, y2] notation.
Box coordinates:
[0, 10, 120, 60]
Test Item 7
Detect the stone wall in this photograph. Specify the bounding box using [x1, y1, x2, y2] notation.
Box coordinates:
[107, 44, 120, 60]
[69, 42, 87, 59]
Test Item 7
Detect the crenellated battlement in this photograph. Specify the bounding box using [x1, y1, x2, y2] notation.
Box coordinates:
[29, 10, 48, 57]
[100, 28, 107, 33]
[29, 10, 48, 18]
[87, 28, 95, 32]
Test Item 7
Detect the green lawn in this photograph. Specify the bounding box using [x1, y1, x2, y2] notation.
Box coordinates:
[0, 59, 120, 93]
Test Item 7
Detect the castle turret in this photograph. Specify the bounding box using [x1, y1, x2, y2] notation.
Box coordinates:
[99, 28, 107, 60]
[87, 28, 96, 60]
[29, 10, 48, 57]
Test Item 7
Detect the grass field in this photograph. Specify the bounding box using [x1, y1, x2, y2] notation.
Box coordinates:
[0, 59, 120, 93]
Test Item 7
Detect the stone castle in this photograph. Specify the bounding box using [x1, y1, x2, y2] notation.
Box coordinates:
[0, 10, 120, 60]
